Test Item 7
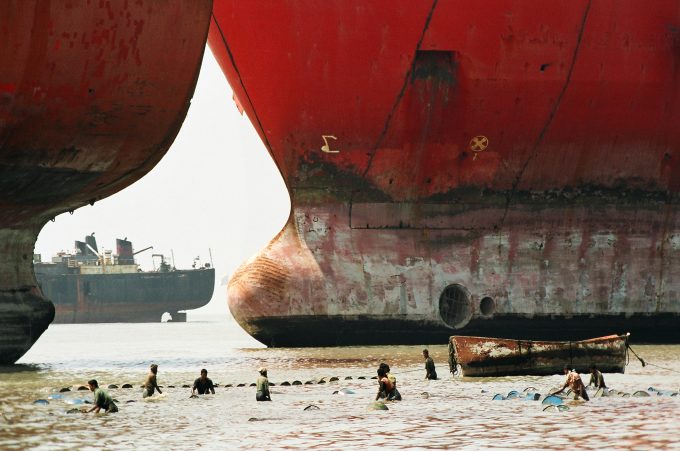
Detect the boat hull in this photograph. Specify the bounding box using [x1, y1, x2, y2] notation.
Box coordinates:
[448, 334, 629, 377]
[0, 1, 212, 362]
[211, 1, 680, 346]
[35, 268, 215, 323]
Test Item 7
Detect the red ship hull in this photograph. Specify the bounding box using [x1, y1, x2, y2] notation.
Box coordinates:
[210, 1, 680, 345]
[0, 1, 212, 362]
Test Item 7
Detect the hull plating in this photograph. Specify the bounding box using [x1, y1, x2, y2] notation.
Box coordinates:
[0, 1, 212, 362]
[210, 1, 680, 345]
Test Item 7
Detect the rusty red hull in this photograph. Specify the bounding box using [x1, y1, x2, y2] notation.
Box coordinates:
[210, 1, 680, 346]
[448, 333, 629, 377]
[0, 1, 212, 362]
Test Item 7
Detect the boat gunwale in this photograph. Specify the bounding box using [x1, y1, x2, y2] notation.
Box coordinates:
[449, 333, 630, 346]
[448, 333, 630, 377]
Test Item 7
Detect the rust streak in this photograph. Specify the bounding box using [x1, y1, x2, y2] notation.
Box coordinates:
[498, 0, 594, 231]
[349, 0, 439, 226]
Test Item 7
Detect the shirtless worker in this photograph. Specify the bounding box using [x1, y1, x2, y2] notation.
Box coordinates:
[379, 362, 398, 389]
[423, 349, 438, 380]
[553, 366, 589, 401]
[86, 379, 118, 413]
[588, 364, 607, 389]
[192, 368, 215, 395]
[143, 363, 162, 398]
[375, 366, 402, 401]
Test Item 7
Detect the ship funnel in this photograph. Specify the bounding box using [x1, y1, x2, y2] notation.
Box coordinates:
[85, 243, 101, 258]
[75, 240, 87, 255]
[116, 239, 135, 265]
[84, 234, 98, 255]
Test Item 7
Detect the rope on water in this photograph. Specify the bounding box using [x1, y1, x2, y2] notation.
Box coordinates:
[54, 367, 453, 393]
[641, 361, 680, 373]
[396, 368, 424, 374]
[626, 342, 680, 374]
[626, 342, 646, 367]
[448, 341, 459, 376]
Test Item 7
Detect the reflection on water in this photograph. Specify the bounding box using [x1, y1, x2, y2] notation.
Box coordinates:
[1, 322, 679, 449]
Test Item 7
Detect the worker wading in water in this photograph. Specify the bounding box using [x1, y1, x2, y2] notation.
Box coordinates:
[553, 366, 589, 401]
[588, 364, 607, 389]
[423, 349, 437, 380]
[256, 367, 271, 401]
[376, 364, 402, 401]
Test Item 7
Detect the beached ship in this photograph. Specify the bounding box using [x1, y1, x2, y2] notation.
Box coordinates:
[4, 1, 680, 362]
[210, 1, 680, 346]
[448, 333, 629, 377]
[0, 1, 212, 362]
[34, 235, 215, 323]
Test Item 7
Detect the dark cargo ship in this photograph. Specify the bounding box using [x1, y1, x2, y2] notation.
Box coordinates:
[34, 235, 215, 323]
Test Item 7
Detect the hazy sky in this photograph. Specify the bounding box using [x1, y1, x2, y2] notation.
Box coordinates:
[35, 48, 291, 317]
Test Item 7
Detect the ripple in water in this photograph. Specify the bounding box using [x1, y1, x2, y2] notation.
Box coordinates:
[1, 322, 678, 449]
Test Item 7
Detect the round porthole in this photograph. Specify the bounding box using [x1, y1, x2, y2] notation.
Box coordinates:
[480, 296, 496, 316]
[439, 284, 472, 328]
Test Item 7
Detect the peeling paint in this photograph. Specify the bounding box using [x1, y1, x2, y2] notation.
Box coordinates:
[212, 1, 680, 345]
[451, 334, 628, 377]
[0, 0, 212, 362]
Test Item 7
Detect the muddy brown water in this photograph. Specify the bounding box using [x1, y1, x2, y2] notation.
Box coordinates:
[1, 322, 679, 449]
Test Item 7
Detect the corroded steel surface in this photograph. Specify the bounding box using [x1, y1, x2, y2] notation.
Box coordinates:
[0, 1, 212, 362]
[211, 1, 680, 345]
[449, 334, 628, 377]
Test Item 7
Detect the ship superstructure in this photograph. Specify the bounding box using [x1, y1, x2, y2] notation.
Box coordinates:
[34, 235, 215, 323]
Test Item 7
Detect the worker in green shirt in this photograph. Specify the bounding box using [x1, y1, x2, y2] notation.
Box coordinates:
[87, 379, 118, 413]
[588, 364, 607, 389]
[256, 367, 271, 401]
[423, 349, 438, 380]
